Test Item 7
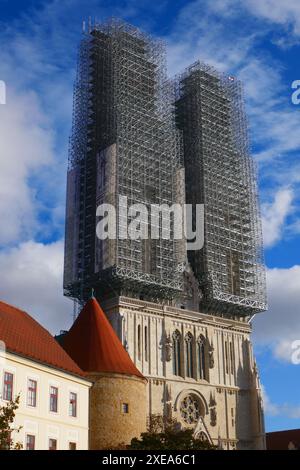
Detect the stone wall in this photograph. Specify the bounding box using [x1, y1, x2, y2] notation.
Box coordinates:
[88, 372, 147, 449]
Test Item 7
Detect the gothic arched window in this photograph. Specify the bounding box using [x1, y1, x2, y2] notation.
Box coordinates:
[185, 332, 194, 378]
[197, 335, 207, 380]
[172, 330, 181, 376]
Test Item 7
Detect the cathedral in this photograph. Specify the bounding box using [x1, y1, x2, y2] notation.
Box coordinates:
[62, 18, 267, 450]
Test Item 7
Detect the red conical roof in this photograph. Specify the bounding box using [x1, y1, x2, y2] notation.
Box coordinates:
[62, 298, 144, 379]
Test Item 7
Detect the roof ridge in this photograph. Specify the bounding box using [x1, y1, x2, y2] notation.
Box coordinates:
[0, 299, 86, 378]
[0, 299, 29, 315]
[0, 299, 64, 342]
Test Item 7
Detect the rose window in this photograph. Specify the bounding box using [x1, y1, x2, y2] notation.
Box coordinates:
[180, 395, 201, 424]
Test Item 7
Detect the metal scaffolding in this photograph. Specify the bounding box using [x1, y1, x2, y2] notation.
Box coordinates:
[64, 19, 267, 318]
[175, 61, 267, 315]
[64, 18, 185, 304]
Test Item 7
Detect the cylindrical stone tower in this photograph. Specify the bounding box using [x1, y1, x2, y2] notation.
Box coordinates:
[62, 297, 147, 449]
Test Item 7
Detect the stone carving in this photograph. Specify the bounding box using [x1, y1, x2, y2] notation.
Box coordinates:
[209, 392, 217, 426]
[210, 407, 217, 427]
[180, 263, 202, 311]
[209, 392, 216, 407]
[208, 340, 215, 368]
[164, 385, 173, 420]
[164, 333, 172, 362]
[123, 335, 129, 352]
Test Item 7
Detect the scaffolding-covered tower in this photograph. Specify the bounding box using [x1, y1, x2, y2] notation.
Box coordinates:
[64, 19, 185, 304]
[175, 62, 267, 316]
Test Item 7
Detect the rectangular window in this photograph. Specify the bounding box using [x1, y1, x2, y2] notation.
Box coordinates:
[69, 392, 77, 417]
[69, 442, 77, 450]
[3, 372, 13, 401]
[27, 379, 37, 407]
[122, 403, 129, 413]
[49, 386, 58, 412]
[49, 438, 57, 450]
[26, 434, 35, 450]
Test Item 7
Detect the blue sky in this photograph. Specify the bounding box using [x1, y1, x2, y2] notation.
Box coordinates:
[0, 0, 300, 432]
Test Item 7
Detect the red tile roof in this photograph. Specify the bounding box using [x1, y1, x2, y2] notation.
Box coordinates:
[0, 300, 85, 378]
[266, 429, 300, 450]
[62, 298, 144, 379]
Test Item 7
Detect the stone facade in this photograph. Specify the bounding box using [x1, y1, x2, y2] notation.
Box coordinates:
[88, 372, 147, 449]
[104, 296, 265, 450]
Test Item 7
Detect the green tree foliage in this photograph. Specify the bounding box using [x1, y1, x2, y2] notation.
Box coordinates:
[128, 414, 217, 450]
[0, 395, 23, 450]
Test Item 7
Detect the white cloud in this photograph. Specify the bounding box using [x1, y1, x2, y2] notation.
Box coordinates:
[261, 385, 280, 416]
[252, 109, 300, 163]
[0, 89, 55, 246]
[207, 0, 300, 37]
[287, 218, 300, 237]
[236, 60, 300, 165]
[166, 1, 257, 76]
[245, 0, 300, 36]
[0, 240, 73, 334]
[253, 265, 300, 360]
[0, 1, 79, 247]
[261, 385, 300, 419]
[273, 340, 297, 362]
[261, 188, 294, 247]
[238, 59, 283, 106]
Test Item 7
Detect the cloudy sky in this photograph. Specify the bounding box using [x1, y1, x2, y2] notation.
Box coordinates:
[0, 0, 300, 432]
